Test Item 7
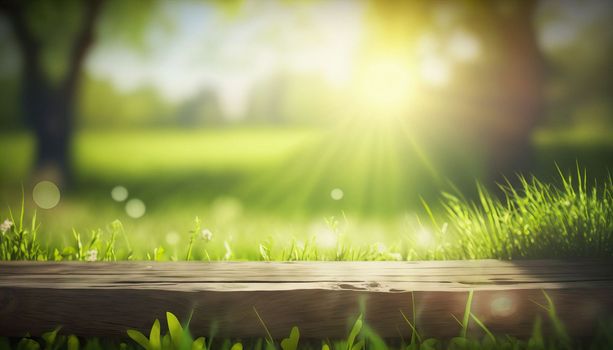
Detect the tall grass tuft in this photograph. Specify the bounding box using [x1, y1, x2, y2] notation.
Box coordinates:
[440, 169, 613, 259]
[0, 196, 44, 260]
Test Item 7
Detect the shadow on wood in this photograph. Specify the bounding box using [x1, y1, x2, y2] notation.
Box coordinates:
[0, 260, 612, 339]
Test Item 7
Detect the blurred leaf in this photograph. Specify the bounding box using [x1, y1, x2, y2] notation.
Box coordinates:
[192, 337, 206, 350]
[127, 329, 150, 350]
[67, 335, 79, 350]
[346, 314, 363, 350]
[350, 339, 364, 350]
[280, 326, 299, 350]
[166, 312, 183, 349]
[17, 338, 40, 350]
[41, 326, 61, 350]
[421, 338, 438, 350]
[162, 334, 171, 350]
[149, 319, 161, 350]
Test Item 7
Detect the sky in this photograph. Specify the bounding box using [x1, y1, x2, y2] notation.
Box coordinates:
[87, 0, 365, 117]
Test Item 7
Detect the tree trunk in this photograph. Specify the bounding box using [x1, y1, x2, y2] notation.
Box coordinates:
[0, 0, 104, 188]
[32, 90, 74, 187]
[485, 0, 545, 184]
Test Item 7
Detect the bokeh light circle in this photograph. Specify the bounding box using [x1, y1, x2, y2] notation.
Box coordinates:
[330, 188, 344, 200]
[165, 231, 180, 245]
[125, 199, 146, 218]
[32, 181, 61, 209]
[490, 295, 516, 317]
[111, 186, 129, 202]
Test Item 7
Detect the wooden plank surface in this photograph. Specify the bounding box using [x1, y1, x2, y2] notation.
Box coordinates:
[0, 260, 612, 338]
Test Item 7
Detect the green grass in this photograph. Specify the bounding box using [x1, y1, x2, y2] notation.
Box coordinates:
[1, 126, 611, 257]
[0, 128, 321, 181]
[1, 169, 611, 262]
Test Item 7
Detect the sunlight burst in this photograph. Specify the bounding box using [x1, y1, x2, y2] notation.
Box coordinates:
[357, 58, 414, 117]
[420, 55, 451, 87]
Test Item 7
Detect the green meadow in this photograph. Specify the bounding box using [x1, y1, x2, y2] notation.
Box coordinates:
[1, 126, 611, 261]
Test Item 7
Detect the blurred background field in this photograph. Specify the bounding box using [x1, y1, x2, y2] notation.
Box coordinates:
[0, 0, 612, 258]
[0, 126, 610, 259]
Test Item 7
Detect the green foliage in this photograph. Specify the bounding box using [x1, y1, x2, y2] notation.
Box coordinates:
[2, 307, 613, 350]
[280, 327, 299, 350]
[441, 168, 613, 259]
[0, 193, 44, 261]
[1, 169, 612, 262]
[127, 312, 207, 350]
[346, 315, 363, 350]
[17, 338, 40, 350]
[41, 327, 63, 350]
[78, 77, 176, 129]
[67, 335, 80, 350]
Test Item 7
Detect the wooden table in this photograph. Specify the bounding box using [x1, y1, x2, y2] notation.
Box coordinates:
[1, 260, 612, 338]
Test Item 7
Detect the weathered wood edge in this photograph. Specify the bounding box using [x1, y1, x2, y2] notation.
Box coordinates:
[0, 260, 612, 339]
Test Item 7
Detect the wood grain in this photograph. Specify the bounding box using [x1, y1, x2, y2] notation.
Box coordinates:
[0, 260, 611, 338]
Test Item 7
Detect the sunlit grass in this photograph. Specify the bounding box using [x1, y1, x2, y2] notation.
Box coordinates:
[1, 170, 610, 262]
[0, 126, 611, 253]
[77, 128, 321, 179]
[0, 128, 320, 182]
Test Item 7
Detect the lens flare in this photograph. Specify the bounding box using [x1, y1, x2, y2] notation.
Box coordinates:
[111, 186, 129, 202]
[490, 295, 516, 317]
[357, 58, 414, 117]
[331, 188, 344, 200]
[125, 198, 146, 218]
[33, 181, 61, 209]
[416, 228, 433, 247]
[165, 231, 180, 245]
[420, 56, 451, 86]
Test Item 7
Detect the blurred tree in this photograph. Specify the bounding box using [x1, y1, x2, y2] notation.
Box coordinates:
[247, 71, 291, 125]
[0, 0, 241, 187]
[79, 75, 175, 128]
[0, 0, 104, 186]
[539, 0, 613, 130]
[365, 0, 546, 183]
[177, 88, 224, 127]
[469, 0, 546, 181]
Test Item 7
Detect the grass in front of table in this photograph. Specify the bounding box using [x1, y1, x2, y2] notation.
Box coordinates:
[3, 291, 612, 350]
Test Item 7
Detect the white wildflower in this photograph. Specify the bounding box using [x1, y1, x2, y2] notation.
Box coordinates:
[84, 249, 98, 262]
[200, 229, 213, 242]
[0, 219, 13, 234]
